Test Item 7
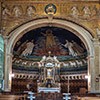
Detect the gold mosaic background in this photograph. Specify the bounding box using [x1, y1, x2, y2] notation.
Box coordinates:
[0, 0, 100, 37]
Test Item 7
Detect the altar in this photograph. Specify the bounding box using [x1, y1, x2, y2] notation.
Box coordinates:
[38, 87, 60, 93]
[37, 52, 61, 93]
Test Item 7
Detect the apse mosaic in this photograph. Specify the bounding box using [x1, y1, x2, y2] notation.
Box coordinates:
[14, 27, 86, 56]
[13, 27, 87, 72]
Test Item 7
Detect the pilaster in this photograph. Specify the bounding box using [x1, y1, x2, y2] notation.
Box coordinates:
[3, 36, 12, 92]
[87, 55, 94, 92]
[93, 38, 100, 93]
[99, 41, 100, 92]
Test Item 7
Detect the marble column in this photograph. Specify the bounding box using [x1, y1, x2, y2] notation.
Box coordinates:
[96, 28, 100, 93]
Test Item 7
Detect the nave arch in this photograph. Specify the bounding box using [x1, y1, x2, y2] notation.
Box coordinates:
[4, 18, 96, 93]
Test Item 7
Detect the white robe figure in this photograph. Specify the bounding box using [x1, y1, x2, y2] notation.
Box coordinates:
[71, 6, 79, 18]
[62, 40, 77, 56]
[13, 6, 21, 17]
[27, 6, 35, 17]
[83, 6, 91, 18]
[21, 40, 34, 56]
[2, 7, 11, 19]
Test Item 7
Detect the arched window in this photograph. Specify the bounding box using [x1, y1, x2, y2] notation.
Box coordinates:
[0, 35, 4, 92]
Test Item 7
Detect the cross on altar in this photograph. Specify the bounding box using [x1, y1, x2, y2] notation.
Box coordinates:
[27, 92, 35, 100]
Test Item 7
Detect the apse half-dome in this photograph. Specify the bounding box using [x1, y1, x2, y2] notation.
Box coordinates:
[13, 26, 87, 73]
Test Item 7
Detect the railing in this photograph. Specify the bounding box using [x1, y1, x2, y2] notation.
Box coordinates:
[38, 87, 60, 93]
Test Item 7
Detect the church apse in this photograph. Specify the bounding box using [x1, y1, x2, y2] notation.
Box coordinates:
[12, 26, 88, 93]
